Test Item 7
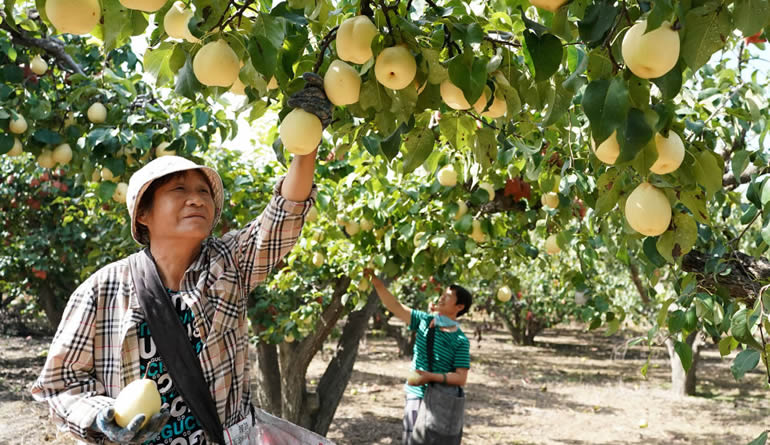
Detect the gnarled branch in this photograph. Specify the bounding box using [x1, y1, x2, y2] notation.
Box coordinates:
[0, 14, 85, 76]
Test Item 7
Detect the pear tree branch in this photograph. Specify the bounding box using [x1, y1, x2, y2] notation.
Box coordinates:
[312, 26, 339, 73]
[0, 13, 85, 76]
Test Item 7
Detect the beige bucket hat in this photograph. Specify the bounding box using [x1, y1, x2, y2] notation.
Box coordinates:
[126, 155, 224, 245]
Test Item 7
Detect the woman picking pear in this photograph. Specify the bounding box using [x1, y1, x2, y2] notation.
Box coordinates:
[31, 74, 334, 445]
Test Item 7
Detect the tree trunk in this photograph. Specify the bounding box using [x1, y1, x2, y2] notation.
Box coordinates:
[628, 261, 649, 304]
[371, 305, 413, 357]
[665, 331, 705, 396]
[309, 287, 381, 435]
[254, 342, 282, 416]
[38, 280, 63, 332]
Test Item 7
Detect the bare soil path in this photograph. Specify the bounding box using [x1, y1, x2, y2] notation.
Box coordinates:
[1, 323, 767, 445]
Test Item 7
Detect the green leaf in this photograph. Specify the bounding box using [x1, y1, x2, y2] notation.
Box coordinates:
[718, 335, 736, 357]
[731, 349, 760, 380]
[674, 340, 693, 372]
[582, 78, 630, 143]
[657, 298, 675, 328]
[523, 31, 564, 82]
[472, 128, 497, 170]
[616, 108, 654, 164]
[761, 178, 770, 206]
[595, 168, 620, 215]
[733, 0, 770, 36]
[448, 54, 489, 104]
[97, 181, 118, 202]
[679, 188, 709, 224]
[657, 212, 698, 261]
[577, 0, 619, 48]
[402, 127, 435, 174]
[647, 0, 674, 30]
[731, 150, 750, 180]
[681, 5, 732, 72]
[143, 43, 175, 86]
[248, 34, 279, 79]
[731, 307, 763, 349]
[102, 0, 133, 52]
[174, 55, 202, 100]
[656, 232, 676, 264]
[381, 124, 406, 161]
[0, 133, 13, 155]
[693, 151, 723, 198]
[543, 78, 576, 126]
[643, 237, 667, 267]
[32, 129, 62, 145]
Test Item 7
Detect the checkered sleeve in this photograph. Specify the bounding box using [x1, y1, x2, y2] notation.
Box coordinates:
[223, 176, 316, 294]
[30, 278, 114, 443]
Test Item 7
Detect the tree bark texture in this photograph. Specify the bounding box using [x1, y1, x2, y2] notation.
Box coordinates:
[665, 331, 705, 396]
[682, 250, 770, 302]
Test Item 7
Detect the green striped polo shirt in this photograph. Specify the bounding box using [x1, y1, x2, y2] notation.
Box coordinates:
[405, 309, 471, 399]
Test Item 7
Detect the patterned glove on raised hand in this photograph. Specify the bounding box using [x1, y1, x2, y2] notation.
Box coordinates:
[287, 72, 333, 128]
[91, 406, 171, 444]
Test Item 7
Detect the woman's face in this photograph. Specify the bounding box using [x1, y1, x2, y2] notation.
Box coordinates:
[137, 170, 215, 246]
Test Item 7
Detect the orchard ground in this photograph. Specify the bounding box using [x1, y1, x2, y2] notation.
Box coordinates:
[0, 321, 767, 445]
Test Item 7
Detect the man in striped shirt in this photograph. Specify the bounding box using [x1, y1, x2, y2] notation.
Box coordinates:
[366, 271, 472, 445]
[31, 74, 331, 444]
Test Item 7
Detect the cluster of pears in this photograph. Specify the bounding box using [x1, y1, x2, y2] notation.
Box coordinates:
[439, 71, 508, 119]
[436, 165, 495, 244]
[591, 128, 683, 238]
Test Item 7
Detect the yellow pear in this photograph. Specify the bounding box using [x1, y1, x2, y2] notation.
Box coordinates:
[541, 192, 559, 208]
[454, 200, 467, 220]
[481, 94, 507, 118]
[113, 379, 162, 428]
[37, 150, 55, 169]
[87, 102, 107, 124]
[230, 71, 247, 95]
[336, 15, 379, 64]
[345, 221, 360, 236]
[374, 46, 417, 90]
[113, 182, 129, 203]
[46, 0, 101, 35]
[279, 109, 323, 155]
[101, 167, 115, 182]
[470, 219, 486, 243]
[164, 1, 199, 43]
[9, 114, 27, 134]
[472, 90, 489, 114]
[528, 0, 567, 11]
[592, 130, 620, 165]
[312, 251, 324, 267]
[119, 0, 167, 12]
[406, 370, 422, 385]
[30, 56, 48, 75]
[358, 278, 370, 292]
[625, 182, 671, 236]
[360, 218, 374, 232]
[155, 141, 175, 157]
[52, 143, 73, 165]
[193, 40, 240, 87]
[479, 182, 495, 201]
[440, 79, 471, 110]
[649, 131, 684, 175]
[621, 20, 680, 79]
[323, 60, 361, 106]
[545, 234, 560, 254]
[266, 76, 278, 90]
[437, 165, 457, 187]
[497, 286, 512, 302]
[413, 231, 427, 247]
[7, 138, 23, 156]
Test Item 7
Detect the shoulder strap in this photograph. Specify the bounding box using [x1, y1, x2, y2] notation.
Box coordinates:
[426, 321, 436, 373]
[128, 249, 226, 445]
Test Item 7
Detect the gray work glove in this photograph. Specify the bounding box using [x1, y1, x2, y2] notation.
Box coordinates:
[287, 72, 333, 128]
[91, 406, 171, 444]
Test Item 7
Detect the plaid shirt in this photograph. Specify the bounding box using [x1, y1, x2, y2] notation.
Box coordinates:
[31, 178, 315, 444]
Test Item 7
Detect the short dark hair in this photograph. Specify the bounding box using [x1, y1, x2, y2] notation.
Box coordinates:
[135, 170, 213, 245]
[450, 284, 472, 317]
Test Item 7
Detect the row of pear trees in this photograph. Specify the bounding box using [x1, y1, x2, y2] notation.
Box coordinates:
[2, 0, 770, 439]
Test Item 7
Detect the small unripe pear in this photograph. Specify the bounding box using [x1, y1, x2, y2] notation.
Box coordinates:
[38, 149, 56, 169]
[649, 131, 684, 175]
[113, 182, 128, 203]
[7, 138, 23, 156]
[30, 56, 48, 75]
[545, 234, 560, 254]
[497, 286, 512, 302]
[437, 165, 457, 187]
[52, 143, 73, 165]
[592, 130, 620, 165]
[87, 102, 107, 124]
[9, 114, 27, 134]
